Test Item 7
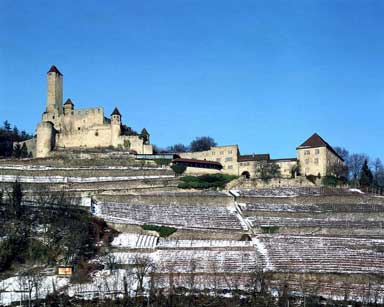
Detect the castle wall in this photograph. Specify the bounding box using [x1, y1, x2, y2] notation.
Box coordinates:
[179, 145, 240, 176]
[297, 146, 328, 176]
[326, 149, 344, 176]
[238, 161, 259, 178]
[143, 144, 153, 154]
[42, 107, 105, 133]
[36, 122, 55, 158]
[275, 160, 297, 178]
[56, 124, 112, 148]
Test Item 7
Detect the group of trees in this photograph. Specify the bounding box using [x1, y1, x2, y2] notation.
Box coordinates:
[155, 136, 217, 153]
[334, 147, 384, 187]
[0, 182, 104, 273]
[0, 120, 33, 158]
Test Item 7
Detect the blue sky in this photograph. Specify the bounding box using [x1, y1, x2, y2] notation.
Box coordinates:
[1, 0, 383, 160]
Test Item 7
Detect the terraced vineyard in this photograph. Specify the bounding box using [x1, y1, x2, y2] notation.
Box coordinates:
[97, 202, 246, 231]
[1, 157, 384, 305]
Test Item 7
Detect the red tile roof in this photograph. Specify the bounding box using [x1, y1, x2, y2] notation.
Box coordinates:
[47, 65, 63, 76]
[297, 133, 344, 161]
[238, 154, 270, 162]
[172, 158, 222, 167]
[270, 158, 297, 162]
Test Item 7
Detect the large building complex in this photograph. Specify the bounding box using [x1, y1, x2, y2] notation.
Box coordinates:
[18, 66, 344, 178]
[177, 133, 344, 178]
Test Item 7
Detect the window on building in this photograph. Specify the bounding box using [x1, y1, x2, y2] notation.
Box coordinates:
[212, 152, 215, 155]
[220, 151, 224, 155]
[305, 159, 309, 164]
[228, 165, 233, 169]
[314, 158, 319, 164]
[216, 158, 221, 162]
[304, 150, 310, 155]
[225, 157, 233, 162]
[315, 149, 320, 154]
[228, 150, 232, 154]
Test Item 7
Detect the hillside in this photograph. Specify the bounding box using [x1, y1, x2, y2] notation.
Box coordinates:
[0, 154, 383, 306]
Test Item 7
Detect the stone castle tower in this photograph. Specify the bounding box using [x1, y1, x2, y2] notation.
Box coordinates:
[36, 66, 62, 157]
[46, 66, 63, 114]
[110, 107, 122, 147]
[26, 65, 154, 158]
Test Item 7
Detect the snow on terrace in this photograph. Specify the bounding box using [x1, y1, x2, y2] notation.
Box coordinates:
[111, 233, 158, 249]
[244, 202, 384, 213]
[247, 216, 384, 229]
[111, 234, 256, 250]
[0, 165, 165, 171]
[237, 187, 321, 197]
[0, 275, 69, 306]
[98, 202, 246, 230]
[158, 239, 253, 249]
[66, 269, 137, 300]
[251, 237, 274, 270]
[0, 174, 174, 183]
[110, 249, 259, 273]
[257, 235, 384, 274]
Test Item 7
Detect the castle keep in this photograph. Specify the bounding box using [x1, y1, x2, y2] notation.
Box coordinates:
[22, 65, 153, 158]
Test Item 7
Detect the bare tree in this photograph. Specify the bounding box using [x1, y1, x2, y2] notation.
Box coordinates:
[298, 274, 309, 307]
[348, 153, 368, 182]
[328, 161, 349, 178]
[132, 255, 156, 295]
[104, 253, 119, 274]
[249, 263, 266, 296]
[167, 143, 189, 153]
[334, 146, 350, 162]
[371, 158, 384, 186]
[31, 270, 44, 302]
[186, 258, 197, 307]
[208, 260, 221, 301]
[17, 270, 35, 307]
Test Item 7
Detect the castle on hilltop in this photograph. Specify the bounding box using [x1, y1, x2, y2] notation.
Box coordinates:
[20, 65, 153, 158]
[176, 133, 344, 178]
[17, 65, 344, 180]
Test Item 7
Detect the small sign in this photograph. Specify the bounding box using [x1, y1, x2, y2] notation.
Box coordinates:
[58, 266, 73, 276]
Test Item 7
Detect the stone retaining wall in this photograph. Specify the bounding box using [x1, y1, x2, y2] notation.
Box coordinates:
[238, 194, 384, 205]
[96, 192, 233, 206]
